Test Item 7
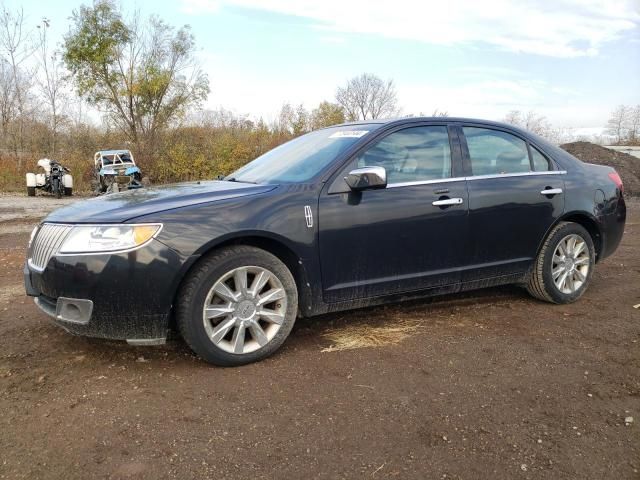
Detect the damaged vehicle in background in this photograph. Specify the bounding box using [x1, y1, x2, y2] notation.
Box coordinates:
[24, 117, 626, 366]
[25, 158, 73, 198]
[93, 149, 147, 194]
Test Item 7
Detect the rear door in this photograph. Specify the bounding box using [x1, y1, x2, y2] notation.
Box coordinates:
[318, 124, 469, 303]
[459, 125, 565, 281]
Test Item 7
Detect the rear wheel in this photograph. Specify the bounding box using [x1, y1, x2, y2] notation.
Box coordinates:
[177, 246, 298, 366]
[527, 222, 595, 304]
[64, 187, 73, 196]
[27, 187, 35, 197]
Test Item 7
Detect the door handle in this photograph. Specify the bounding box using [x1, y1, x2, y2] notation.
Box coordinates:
[432, 197, 464, 206]
[540, 188, 563, 195]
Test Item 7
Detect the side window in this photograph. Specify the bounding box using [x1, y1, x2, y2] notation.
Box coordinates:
[463, 127, 530, 175]
[531, 146, 551, 171]
[355, 126, 451, 184]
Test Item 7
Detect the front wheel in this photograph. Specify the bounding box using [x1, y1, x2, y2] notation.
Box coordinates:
[527, 222, 595, 304]
[52, 178, 61, 198]
[177, 246, 298, 366]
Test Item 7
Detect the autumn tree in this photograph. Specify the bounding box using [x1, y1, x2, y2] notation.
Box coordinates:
[63, 0, 209, 145]
[335, 73, 399, 121]
[310, 101, 345, 129]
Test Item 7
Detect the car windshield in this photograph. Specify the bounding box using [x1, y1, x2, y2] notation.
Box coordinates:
[228, 125, 379, 184]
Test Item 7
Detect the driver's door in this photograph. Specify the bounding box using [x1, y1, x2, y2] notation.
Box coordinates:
[318, 124, 468, 303]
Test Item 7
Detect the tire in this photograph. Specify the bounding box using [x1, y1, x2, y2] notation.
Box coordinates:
[64, 187, 73, 196]
[177, 246, 298, 366]
[27, 187, 35, 197]
[527, 222, 595, 304]
[53, 179, 61, 198]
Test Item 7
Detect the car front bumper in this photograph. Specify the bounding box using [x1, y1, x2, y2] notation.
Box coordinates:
[24, 239, 191, 343]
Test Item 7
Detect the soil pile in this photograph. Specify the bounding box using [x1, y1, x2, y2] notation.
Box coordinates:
[560, 141, 640, 196]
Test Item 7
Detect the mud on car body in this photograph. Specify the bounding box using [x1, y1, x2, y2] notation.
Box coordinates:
[25, 118, 626, 366]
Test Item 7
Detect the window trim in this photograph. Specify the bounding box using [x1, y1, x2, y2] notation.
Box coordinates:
[528, 143, 552, 172]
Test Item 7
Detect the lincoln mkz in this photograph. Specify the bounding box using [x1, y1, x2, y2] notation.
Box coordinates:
[24, 118, 626, 365]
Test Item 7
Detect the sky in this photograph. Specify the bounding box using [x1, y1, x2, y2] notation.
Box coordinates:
[8, 0, 640, 129]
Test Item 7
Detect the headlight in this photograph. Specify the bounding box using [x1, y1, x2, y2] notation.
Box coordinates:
[58, 224, 162, 254]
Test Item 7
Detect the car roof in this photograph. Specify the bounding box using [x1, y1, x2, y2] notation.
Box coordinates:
[97, 149, 132, 155]
[336, 116, 528, 132]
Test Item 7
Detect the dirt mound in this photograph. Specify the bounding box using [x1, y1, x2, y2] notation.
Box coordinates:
[560, 141, 640, 197]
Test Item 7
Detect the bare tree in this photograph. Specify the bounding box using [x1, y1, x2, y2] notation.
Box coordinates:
[503, 110, 550, 136]
[0, 5, 36, 164]
[37, 18, 67, 155]
[335, 73, 399, 121]
[606, 105, 630, 144]
[626, 105, 640, 144]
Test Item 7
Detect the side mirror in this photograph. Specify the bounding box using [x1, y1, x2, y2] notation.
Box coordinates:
[344, 166, 387, 191]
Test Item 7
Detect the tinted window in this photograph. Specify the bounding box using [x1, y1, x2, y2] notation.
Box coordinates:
[463, 127, 530, 175]
[531, 146, 551, 171]
[355, 126, 451, 184]
[230, 125, 380, 184]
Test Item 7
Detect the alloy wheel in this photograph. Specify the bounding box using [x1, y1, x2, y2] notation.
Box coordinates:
[551, 234, 590, 294]
[202, 266, 287, 354]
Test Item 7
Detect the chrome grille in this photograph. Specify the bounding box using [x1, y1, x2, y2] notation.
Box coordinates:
[28, 224, 72, 271]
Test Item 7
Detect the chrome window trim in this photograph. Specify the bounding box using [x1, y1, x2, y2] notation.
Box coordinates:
[385, 170, 566, 189]
[465, 170, 567, 181]
[387, 176, 466, 188]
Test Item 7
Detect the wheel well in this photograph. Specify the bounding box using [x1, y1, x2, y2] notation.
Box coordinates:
[561, 213, 602, 261]
[168, 236, 310, 330]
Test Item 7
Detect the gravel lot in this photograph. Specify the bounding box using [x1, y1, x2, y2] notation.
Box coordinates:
[0, 194, 638, 480]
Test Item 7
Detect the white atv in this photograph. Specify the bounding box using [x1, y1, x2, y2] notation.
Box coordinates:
[26, 159, 73, 198]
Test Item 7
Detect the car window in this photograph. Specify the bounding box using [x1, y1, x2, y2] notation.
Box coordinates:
[463, 127, 530, 175]
[354, 126, 452, 184]
[530, 146, 551, 171]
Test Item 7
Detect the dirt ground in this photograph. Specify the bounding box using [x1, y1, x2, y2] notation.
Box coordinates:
[0, 195, 638, 480]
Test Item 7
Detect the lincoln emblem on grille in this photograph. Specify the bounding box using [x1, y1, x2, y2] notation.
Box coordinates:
[304, 205, 313, 228]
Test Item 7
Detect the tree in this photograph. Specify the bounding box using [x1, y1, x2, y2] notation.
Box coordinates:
[503, 109, 550, 136]
[310, 101, 345, 129]
[626, 105, 640, 144]
[0, 5, 35, 164]
[37, 18, 67, 155]
[335, 73, 399, 121]
[63, 1, 209, 145]
[276, 103, 309, 135]
[606, 105, 629, 144]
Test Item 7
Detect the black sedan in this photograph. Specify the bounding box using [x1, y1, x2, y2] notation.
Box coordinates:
[24, 118, 626, 366]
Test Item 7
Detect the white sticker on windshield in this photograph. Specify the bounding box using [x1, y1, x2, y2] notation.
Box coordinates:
[329, 130, 369, 139]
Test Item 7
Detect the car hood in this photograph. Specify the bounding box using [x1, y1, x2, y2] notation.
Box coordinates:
[44, 181, 277, 223]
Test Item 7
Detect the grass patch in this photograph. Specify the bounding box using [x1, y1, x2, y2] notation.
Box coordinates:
[321, 319, 422, 352]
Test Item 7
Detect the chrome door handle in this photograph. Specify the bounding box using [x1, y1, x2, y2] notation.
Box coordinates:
[540, 188, 563, 195]
[432, 197, 464, 206]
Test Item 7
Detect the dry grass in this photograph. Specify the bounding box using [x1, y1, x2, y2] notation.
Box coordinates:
[321, 319, 423, 352]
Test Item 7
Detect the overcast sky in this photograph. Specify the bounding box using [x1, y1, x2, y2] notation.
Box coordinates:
[10, 0, 640, 128]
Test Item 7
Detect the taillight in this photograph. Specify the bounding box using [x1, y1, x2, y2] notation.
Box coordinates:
[608, 171, 623, 192]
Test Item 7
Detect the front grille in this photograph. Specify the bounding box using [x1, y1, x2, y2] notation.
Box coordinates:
[29, 224, 73, 271]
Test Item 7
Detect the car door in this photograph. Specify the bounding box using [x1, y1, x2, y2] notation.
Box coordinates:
[459, 125, 565, 281]
[318, 124, 469, 303]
